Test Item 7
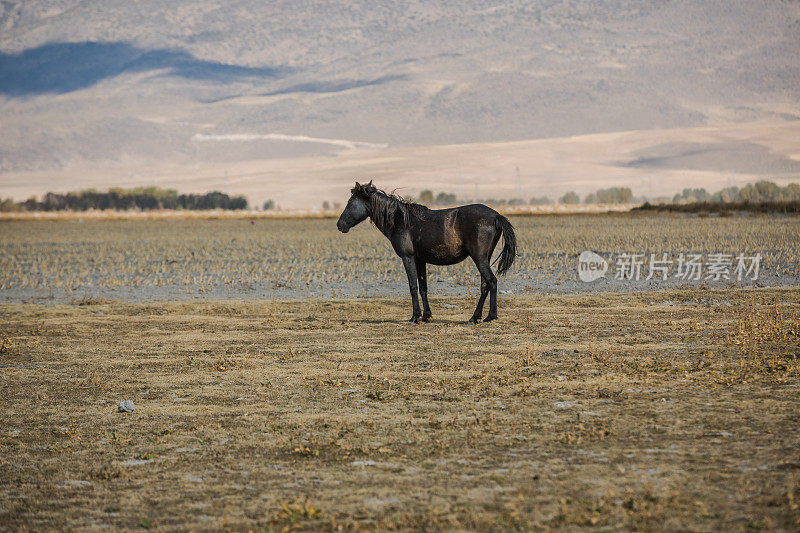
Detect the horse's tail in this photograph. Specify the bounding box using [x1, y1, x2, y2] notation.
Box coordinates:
[495, 214, 517, 275]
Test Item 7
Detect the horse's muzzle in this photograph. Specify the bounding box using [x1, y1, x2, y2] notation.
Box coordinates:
[337, 221, 350, 233]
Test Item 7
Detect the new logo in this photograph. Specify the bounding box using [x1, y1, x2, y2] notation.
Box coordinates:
[578, 251, 608, 282]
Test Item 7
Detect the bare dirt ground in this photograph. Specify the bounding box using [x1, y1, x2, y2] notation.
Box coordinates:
[1, 214, 798, 530]
[1, 288, 799, 531]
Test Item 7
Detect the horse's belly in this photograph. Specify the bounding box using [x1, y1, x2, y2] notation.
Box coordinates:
[428, 256, 467, 266]
[423, 245, 467, 265]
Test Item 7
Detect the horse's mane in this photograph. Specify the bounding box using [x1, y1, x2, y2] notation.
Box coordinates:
[352, 182, 427, 235]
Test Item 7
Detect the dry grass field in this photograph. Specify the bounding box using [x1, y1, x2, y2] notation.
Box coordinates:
[1, 215, 798, 301]
[1, 214, 799, 531]
[1, 288, 799, 530]
[4, 2, 800, 527]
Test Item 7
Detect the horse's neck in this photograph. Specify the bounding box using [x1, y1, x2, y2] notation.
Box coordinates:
[371, 204, 408, 239]
[371, 213, 398, 239]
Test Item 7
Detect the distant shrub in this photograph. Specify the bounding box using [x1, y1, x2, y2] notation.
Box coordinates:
[529, 196, 553, 206]
[434, 192, 457, 205]
[0, 198, 18, 212]
[584, 187, 632, 204]
[415, 190, 456, 206]
[673, 188, 710, 203]
[710, 186, 741, 203]
[560, 191, 579, 204]
[418, 190, 434, 204]
[599, 187, 633, 203]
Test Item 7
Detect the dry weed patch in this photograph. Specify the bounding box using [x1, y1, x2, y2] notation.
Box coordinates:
[1, 215, 798, 296]
[1, 288, 799, 529]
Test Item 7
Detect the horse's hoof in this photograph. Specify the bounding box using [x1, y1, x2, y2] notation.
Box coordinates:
[467, 317, 481, 324]
[484, 314, 498, 322]
[409, 316, 420, 324]
[421, 315, 431, 323]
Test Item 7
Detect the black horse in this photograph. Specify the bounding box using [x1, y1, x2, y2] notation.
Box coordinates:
[337, 181, 517, 323]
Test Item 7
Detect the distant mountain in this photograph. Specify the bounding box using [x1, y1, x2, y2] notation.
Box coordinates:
[1, 0, 799, 181]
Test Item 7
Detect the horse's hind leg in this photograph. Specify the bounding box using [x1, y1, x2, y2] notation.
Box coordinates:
[482, 263, 499, 321]
[468, 277, 488, 324]
[416, 260, 432, 322]
[479, 259, 499, 321]
[469, 258, 497, 323]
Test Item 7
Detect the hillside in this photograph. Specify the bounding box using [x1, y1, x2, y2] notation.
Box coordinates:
[1, 0, 799, 206]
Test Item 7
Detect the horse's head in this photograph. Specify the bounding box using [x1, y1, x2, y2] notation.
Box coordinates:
[337, 180, 375, 233]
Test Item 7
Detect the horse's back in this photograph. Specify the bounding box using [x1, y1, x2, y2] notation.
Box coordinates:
[454, 204, 501, 232]
[406, 204, 499, 264]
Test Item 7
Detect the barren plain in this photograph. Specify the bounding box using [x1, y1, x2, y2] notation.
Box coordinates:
[0, 215, 799, 530]
[1, 288, 799, 530]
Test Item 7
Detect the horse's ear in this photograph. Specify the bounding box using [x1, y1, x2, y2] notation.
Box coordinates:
[354, 181, 361, 188]
[367, 179, 373, 186]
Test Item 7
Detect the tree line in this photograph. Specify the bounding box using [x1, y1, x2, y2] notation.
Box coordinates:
[558, 187, 634, 205]
[669, 181, 800, 203]
[414, 187, 635, 206]
[415, 181, 800, 208]
[0, 187, 248, 212]
[558, 181, 799, 205]
[4, 181, 797, 213]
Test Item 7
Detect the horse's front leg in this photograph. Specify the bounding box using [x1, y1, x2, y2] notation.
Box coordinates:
[401, 256, 421, 323]
[416, 260, 431, 322]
